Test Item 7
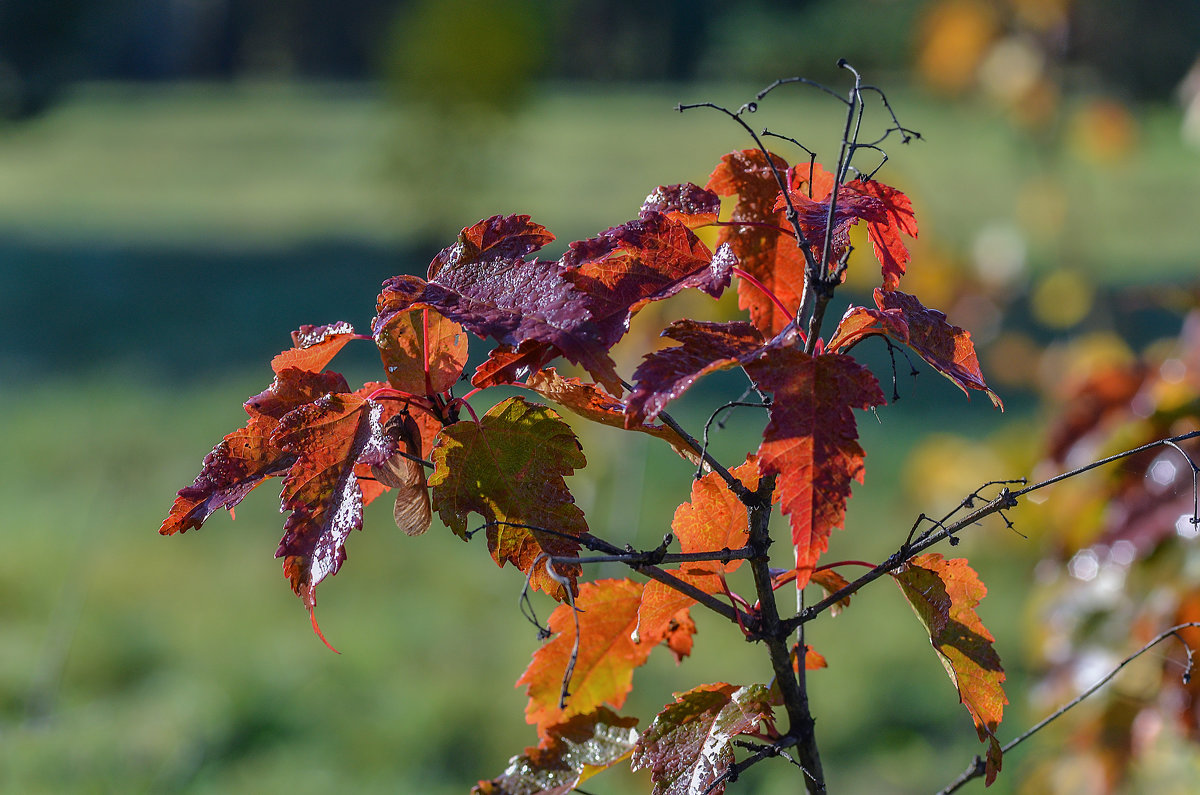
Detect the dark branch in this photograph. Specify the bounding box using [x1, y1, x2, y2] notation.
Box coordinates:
[937, 622, 1200, 795]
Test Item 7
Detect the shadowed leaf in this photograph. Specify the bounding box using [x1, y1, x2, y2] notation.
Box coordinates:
[626, 319, 765, 425]
[894, 553, 1007, 785]
[429, 397, 587, 599]
[631, 683, 776, 795]
[472, 708, 639, 795]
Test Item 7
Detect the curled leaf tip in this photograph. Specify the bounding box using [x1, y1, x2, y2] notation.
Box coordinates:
[309, 606, 340, 654]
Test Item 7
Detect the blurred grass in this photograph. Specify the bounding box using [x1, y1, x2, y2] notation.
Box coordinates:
[0, 82, 1196, 281]
[1, 80, 1195, 793]
[0, 369, 1035, 794]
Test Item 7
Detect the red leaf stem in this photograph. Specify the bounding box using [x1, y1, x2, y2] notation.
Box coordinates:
[731, 266, 796, 328]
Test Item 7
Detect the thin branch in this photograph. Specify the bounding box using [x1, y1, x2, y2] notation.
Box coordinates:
[701, 735, 805, 795]
[936, 622, 1200, 795]
[785, 430, 1200, 634]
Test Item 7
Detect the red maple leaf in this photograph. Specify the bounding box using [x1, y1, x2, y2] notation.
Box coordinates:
[522, 368, 699, 463]
[270, 322, 359, 375]
[160, 368, 351, 536]
[828, 289, 1002, 408]
[636, 457, 764, 648]
[271, 393, 395, 611]
[379, 212, 731, 396]
[746, 349, 886, 589]
[847, 177, 918, 290]
[707, 149, 806, 335]
[625, 319, 765, 425]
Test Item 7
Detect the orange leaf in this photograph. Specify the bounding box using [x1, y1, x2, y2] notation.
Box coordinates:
[373, 305, 469, 396]
[518, 578, 651, 739]
[746, 349, 886, 589]
[270, 322, 357, 374]
[523, 368, 700, 464]
[894, 553, 1007, 785]
[636, 458, 762, 646]
[707, 149, 805, 335]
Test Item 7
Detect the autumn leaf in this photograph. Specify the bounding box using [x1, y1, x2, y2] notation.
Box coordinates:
[160, 368, 351, 536]
[707, 149, 805, 335]
[894, 553, 1007, 786]
[471, 341, 559, 389]
[523, 368, 699, 463]
[625, 319, 765, 425]
[270, 322, 359, 375]
[811, 568, 854, 615]
[472, 708, 639, 795]
[631, 683, 776, 795]
[636, 457, 763, 647]
[519, 578, 651, 738]
[559, 210, 735, 348]
[746, 349, 886, 589]
[827, 289, 1002, 408]
[639, 182, 721, 229]
[427, 213, 556, 280]
[847, 178, 918, 290]
[372, 301, 469, 395]
[826, 304, 910, 354]
[381, 212, 731, 396]
[271, 394, 394, 610]
[429, 397, 587, 600]
[774, 184, 887, 268]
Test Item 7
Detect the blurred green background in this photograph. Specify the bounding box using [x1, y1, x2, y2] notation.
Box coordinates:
[2, 1, 1199, 793]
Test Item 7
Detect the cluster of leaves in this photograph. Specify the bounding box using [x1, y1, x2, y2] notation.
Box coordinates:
[162, 78, 1017, 794]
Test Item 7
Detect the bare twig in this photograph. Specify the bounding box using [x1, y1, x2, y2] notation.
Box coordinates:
[785, 430, 1200, 633]
[936, 622, 1200, 794]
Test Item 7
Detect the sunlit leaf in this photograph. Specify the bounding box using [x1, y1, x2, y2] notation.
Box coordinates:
[270, 322, 358, 375]
[707, 149, 805, 335]
[746, 349, 885, 589]
[271, 394, 394, 609]
[160, 369, 351, 536]
[518, 578, 650, 738]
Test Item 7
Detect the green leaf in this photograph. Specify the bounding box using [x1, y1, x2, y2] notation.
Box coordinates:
[429, 396, 587, 599]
